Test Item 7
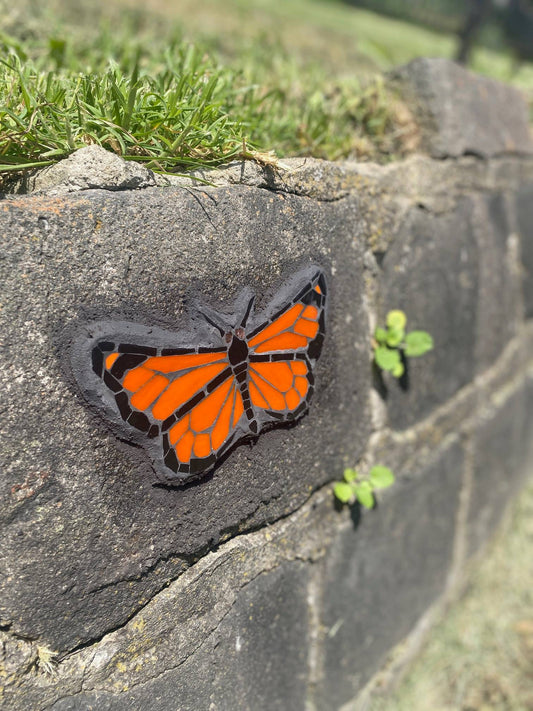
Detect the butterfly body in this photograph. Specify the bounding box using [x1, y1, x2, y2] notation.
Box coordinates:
[223, 330, 259, 435]
[73, 266, 327, 484]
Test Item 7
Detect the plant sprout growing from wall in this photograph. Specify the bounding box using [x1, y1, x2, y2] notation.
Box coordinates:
[373, 310, 433, 378]
[333, 465, 395, 508]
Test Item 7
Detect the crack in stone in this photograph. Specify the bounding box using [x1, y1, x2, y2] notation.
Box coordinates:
[45, 498, 333, 696]
[86, 551, 191, 596]
[47, 553, 301, 708]
[111, 564, 281, 694]
[183, 187, 222, 233]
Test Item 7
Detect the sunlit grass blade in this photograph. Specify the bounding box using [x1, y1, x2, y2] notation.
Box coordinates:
[0, 10, 412, 186]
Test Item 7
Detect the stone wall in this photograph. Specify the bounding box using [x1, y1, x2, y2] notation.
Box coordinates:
[1, 59, 532, 710]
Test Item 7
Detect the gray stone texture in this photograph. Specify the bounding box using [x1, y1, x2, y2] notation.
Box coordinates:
[315, 441, 464, 710]
[391, 57, 533, 158]
[378, 198, 479, 429]
[0, 492, 338, 710]
[48, 562, 310, 711]
[515, 183, 533, 318]
[472, 193, 522, 372]
[27, 144, 157, 194]
[467, 380, 533, 557]
[211, 561, 310, 710]
[0, 185, 370, 651]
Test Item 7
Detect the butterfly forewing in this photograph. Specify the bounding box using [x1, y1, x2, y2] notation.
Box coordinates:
[247, 268, 326, 419]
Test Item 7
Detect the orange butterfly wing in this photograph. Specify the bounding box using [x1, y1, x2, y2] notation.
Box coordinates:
[248, 359, 311, 414]
[92, 345, 245, 477]
[246, 272, 325, 420]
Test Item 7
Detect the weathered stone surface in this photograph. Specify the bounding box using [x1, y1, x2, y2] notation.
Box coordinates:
[47, 562, 310, 711]
[467, 380, 533, 557]
[515, 184, 533, 319]
[20, 148, 385, 205]
[378, 198, 479, 429]
[391, 58, 533, 159]
[0, 490, 337, 711]
[157, 155, 378, 203]
[314, 441, 464, 710]
[211, 561, 310, 710]
[0, 185, 371, 651]
[48, 651, 215, 711]
[521, 373, 533, 474]
[472, 193, 521, 372]
[27, 145, 157, 194]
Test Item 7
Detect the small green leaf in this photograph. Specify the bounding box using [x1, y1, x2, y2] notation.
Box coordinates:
[354, 481, 374, 509]
[343, 468, 359, 483]
[334, 482, 354, 503]
[391, 361, 404, 378]
[374, 327, 387, 345]
[404, 330, 434, 357]
[374, 346, 401, 372]
[386, 310, 407, 331]
[385, 326, 404, 347]
[369, 465, 395, 489]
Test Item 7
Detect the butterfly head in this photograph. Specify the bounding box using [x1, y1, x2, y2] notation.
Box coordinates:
[199, 291, 255, 344]
[225, 327, 245, 343]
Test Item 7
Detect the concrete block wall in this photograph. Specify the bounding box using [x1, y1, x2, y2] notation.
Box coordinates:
[1, 59, 532, 710]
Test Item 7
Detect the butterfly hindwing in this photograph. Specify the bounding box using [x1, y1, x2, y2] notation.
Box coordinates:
[162, 377, 245, 475]
[248, 356, 313, 417]
[93, 341, 245, 477]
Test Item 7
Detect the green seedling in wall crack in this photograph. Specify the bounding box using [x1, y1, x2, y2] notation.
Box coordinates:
[333, 465, 395, 508]
[373, 310, 433, 378]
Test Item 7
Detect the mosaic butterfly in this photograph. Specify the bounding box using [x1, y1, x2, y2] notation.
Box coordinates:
[73, 266, 326, 483]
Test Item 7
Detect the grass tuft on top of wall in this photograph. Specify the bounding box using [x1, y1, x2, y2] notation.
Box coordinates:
[0, 3, 413, 184]
[0, 44, 253, 173]
[1, 0, 531, 185]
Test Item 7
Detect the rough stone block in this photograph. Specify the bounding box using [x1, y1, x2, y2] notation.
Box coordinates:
[47, 562, 310, 711]
[0, 185, 371, 651]
[473, 193, 520, 372]
[379, 199, 479, 429]
[39, 650, 214, 711]
[0, 488, 340, 710]
[467, 381, 533, 557]
[391, 57, 533, 158]
[315, 441, 463, 710]
[211, 561, 310, 710]
[521, 374, 533, 475]
[515, 184, 533, 319]
[26, 144, 157, 194]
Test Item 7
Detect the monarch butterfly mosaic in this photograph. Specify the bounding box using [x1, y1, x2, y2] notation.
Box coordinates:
[72, 265, 327, 483]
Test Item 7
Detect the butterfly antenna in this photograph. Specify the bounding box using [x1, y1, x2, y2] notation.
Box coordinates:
[198, 308, 225, 336]
[240, 295, 255, 328]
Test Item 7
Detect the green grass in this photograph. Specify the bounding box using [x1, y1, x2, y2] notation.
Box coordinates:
[0, 43, 401, 176]
[0, 45, 257, 172]
[1, 0, 532, 185]
[0, 3, 406, 182]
